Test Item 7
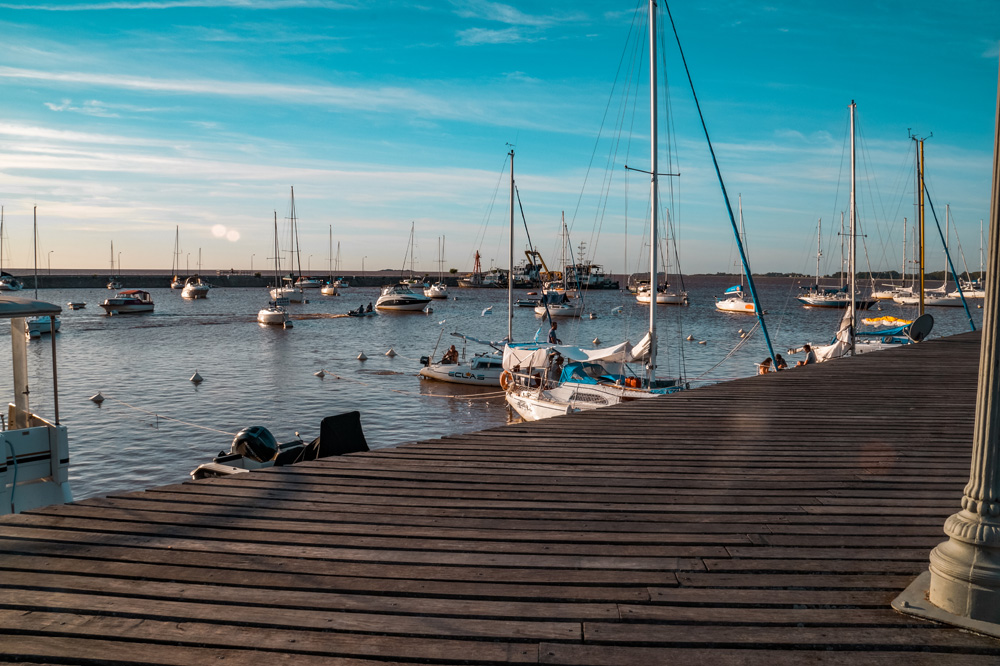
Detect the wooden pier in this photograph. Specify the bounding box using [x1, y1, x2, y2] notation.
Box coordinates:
[2, 331, 999, 664]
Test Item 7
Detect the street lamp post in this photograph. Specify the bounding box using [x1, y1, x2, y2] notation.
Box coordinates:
[308, 255, 313, 272]
[362, 256, 366, 278]
[251, 254, 255, 273]
[117, 252, 121, 275]
[186, 253, 190, 273]
[47, 251, 53, 275]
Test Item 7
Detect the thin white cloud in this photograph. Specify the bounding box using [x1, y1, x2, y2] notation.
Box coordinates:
[457, 27, 534, 46]
[450, 0, 553, 27]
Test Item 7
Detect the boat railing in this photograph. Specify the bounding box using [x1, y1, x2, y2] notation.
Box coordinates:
[1, 409, 70, 513]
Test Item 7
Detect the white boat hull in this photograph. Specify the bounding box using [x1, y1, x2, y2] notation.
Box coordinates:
[376, 299, 430, 311]
[637, 291, 688, 305]
[534, 303, 583, 318]
[257, 307, 289, 325]
[424, 283, 449, 299]
[26, 315, 60, 337]
[419, 363, 502, 386]
[100, 303, 153, 314]
[320, 284, 338, 295]
[181, 285, 210, 299]
[506, 380, 661, 421]
[270, 286, 304, 303]
[715, 297, 757, 314]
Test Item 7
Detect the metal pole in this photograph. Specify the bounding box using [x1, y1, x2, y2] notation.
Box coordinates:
[919, 139, 926, 316]
[508, 148, 514, 342]
[648, 0, 658, 382]
[849, 101, 856, 356]
[926, 53, 1000, 624]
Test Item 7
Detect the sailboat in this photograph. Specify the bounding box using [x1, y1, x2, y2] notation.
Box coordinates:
[534, 214, 584, 318]
[953, 219, 986, 298]
[321, 226, 339, 296]
[25, 207, 60, 338]
[715, 195, 757, 314]
[0, 207, 23, 292]
[258, 213, 291, 327]
[504, 1, 691, 420]
[269, 187, 305, 303]
[809, 101, 932, 362]
[376, 222, 432, 312]
[424, 236, 449, 299]
[170, 226, 183, 289]
[419, 152, 519, 387]
[106, 241, 122, 290]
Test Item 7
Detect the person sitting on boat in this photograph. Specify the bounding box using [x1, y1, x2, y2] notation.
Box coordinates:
[441, 345, 459, 365]
[357, 304, 365, 315]
[758, 357, 772, 375]
[366, 302, 373, 312]
[548, 321, 560, 344]
[775, 354, 788, 371]
[796, 344, 816, 366]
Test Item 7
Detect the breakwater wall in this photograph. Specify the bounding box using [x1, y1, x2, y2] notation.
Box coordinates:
[10, 275, 463, 289]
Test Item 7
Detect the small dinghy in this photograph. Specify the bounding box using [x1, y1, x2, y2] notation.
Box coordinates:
[191, 411, 370, 479]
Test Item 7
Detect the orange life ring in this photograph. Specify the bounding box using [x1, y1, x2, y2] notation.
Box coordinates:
[499, 370, 512, 391]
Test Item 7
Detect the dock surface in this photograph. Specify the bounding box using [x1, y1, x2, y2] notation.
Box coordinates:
[2, 331, 999, 664]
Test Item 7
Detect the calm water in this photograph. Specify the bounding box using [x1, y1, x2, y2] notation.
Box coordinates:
[6, 275, 982, 501]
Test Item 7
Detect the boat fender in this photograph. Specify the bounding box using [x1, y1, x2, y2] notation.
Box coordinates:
[499, 370, 512, 391]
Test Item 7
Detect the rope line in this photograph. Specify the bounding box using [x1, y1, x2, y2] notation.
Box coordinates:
[99, 395, 238, 435]
[317, 370, 506, 401]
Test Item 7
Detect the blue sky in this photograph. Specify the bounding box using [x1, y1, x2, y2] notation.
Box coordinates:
[0, 0, 997, 276]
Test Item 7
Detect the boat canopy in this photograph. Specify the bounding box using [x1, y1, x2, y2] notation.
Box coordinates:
[503, 338, 648, 372]
[0, 296, 61, 319]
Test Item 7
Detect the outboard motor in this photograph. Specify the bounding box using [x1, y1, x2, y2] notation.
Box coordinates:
[231, 425, 278, 463]
[420, 355, 430, 366]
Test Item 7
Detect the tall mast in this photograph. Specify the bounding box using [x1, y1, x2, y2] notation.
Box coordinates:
[848, 100, 857, 355]
[737, 195, 745, 289]
[917, 138, 926, 315]
[815, 218, 822, 287]
[328, 225, 333, 279]
[291, 186, 302, 279]
[508, 148, 514, 342]
[945, 203, 950, 289]
[33, 206, 37, 298]
[902, 217, 907, 285]
[648, 0, 658, 382]
[1, 205, 4, 273]
[840, 210, 845, 289]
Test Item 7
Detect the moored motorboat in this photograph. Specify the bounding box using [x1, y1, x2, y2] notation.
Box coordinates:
[181, 275, 211, 299]
[295, 276, 323, 289]
[1, 296, 71, 515]
[100, 289, 154, 315]
[376, 282, 431, 311]
[191, 412, 369, 480]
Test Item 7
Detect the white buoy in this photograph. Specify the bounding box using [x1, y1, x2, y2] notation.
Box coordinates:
[593, 337, 601, 345]
[386, 348, 397, 357]
[190, 371, 203, 384]
[358, 351, 368, 361]
[90, 392, 105, 404]
[698, 340, 707, 345]
[738, 328, 745, 335]
[314, 370, 326, 378]
[686, 334, 694, 341]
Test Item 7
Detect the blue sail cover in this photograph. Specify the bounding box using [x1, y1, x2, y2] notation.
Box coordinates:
[724, 285, 744, 296]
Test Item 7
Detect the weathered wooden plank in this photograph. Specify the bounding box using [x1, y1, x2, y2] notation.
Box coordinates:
[539, 644, 999, 666]
[0, 612, 539, 663]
